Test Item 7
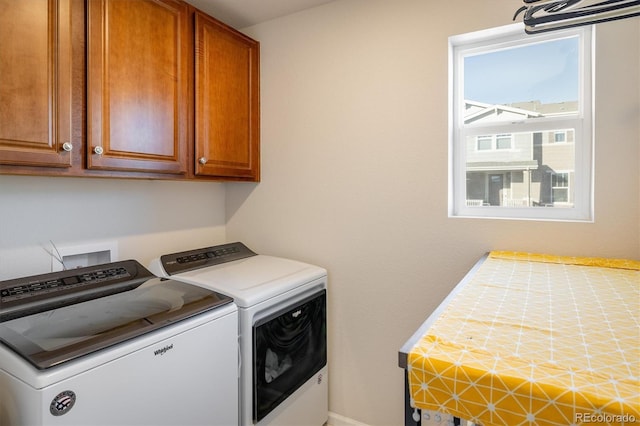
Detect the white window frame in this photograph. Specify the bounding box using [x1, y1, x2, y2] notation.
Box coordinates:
[448, 23, 594, 222]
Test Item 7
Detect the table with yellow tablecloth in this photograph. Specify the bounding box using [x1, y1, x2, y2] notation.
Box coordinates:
[399, 252, 640, 426]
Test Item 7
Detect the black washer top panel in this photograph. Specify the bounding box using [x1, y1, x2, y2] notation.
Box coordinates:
[0, 260, 153, 322]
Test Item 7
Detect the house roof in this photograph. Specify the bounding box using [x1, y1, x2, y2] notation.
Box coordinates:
[464, 100, 543, 124]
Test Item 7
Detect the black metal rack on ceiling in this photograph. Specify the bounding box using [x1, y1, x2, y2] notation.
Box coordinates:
[514, 0, 640, 33]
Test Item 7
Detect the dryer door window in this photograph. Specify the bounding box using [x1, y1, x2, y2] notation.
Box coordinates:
[253, 290, 326, 422]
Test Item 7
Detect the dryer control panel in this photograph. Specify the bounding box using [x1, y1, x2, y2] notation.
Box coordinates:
[160, 242, 257, 276]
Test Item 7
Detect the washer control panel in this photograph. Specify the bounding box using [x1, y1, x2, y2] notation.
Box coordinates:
[0, 260, 154, 322]
[1, 267, 130, 303]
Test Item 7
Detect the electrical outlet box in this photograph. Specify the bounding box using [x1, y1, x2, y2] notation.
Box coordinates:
[53, 241, 118, 271]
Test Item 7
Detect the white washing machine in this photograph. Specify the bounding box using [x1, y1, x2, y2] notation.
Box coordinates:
[0, 260, 238, 426]
[149, 242, 328, 426]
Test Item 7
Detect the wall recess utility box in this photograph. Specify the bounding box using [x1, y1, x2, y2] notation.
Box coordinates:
[53, 241, 119, 271]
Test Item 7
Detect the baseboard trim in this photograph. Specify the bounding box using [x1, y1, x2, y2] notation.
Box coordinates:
[328, 411, 371, 426]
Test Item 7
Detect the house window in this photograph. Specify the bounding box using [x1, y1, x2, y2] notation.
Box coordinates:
[476, 134, 512, 151]
[496, 134, 512, 150]
[553, 131, 567, 143]
[449, 23, 593, 221]
[551, 172, 570, 203]
[477, 135, 493, 151]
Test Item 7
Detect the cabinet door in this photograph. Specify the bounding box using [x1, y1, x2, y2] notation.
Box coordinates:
[195, 12, 260, 181]
[87, 0, 188, 174]
[0, 0, 73, 168]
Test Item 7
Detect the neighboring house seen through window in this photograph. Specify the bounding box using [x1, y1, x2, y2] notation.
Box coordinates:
[449, 24, 593, 221]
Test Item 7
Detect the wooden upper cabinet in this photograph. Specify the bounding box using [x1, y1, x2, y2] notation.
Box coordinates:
[0, 0, 73, 168]
[195, 12, 260, 181]
[87, 0, 188, 174]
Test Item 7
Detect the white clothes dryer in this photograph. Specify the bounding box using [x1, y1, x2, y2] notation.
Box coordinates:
[149, 243, 328, 426]
[0, 260, 238, 426]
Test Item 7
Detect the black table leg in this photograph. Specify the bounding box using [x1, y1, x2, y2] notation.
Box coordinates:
[404, 371, 420, 426]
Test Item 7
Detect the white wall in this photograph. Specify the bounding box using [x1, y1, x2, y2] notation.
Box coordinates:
[0, 175, 227, 280]
[227, 1, 640, 425]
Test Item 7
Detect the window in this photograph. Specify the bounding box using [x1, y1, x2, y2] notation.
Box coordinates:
[476, 134, 513, 151]
[448, 23, 593, 221]
[496, 134, 512, 150]
[477, 135, 493, 151]
[551, 172, 570, 203]
[552, 130, 569, 143]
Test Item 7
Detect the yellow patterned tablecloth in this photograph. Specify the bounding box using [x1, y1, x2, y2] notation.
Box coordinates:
[408, 252, 640, 426]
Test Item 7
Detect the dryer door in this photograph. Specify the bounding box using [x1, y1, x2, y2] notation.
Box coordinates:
[252, 290, 327, 422]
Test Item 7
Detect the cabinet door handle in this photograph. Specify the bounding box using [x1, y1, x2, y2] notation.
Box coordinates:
[199, 157, 207, 165]
[62, 142, 73, 152]
[93, 146, 104, 155]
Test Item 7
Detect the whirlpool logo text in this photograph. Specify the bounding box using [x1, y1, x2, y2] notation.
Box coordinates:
[154, 344, 174, 356]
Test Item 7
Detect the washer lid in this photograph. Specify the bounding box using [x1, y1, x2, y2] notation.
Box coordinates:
[0, 277, 232, 370]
